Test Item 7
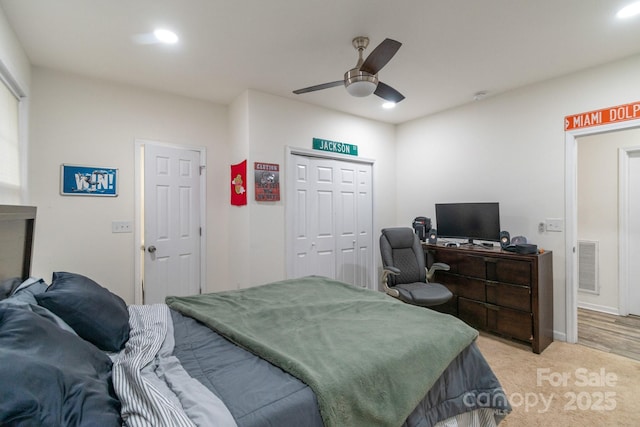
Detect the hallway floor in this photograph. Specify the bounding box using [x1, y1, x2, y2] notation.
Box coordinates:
[578, 307, 640, 361]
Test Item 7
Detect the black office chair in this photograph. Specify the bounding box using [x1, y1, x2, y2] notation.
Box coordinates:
[380, 227, 453, 307]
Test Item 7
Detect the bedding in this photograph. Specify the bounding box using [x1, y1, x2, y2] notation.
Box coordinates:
[167, 276, 480, 427]
[113, 304, 237, 427]
[169, 305, 509, 427]
[0, 275, 510, 427]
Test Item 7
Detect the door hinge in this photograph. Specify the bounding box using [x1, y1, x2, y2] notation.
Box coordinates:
[199, 165, 206, 175]
[200, 227, 202, 236]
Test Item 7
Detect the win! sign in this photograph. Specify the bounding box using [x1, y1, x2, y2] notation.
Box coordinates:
[61, 165, 118, 196]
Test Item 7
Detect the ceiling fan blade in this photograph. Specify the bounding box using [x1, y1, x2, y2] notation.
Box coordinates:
[293, 80, 344, 94]
[359, 38, 402, 75]
[374, 82, 405, 103]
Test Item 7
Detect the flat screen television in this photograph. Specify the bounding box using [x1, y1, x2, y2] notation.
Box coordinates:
[435, 202, 500, 245]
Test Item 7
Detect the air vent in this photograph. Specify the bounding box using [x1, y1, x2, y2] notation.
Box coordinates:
[578, 240, 599, 294]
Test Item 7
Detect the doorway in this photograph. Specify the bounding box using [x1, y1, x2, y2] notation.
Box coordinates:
[285, 147, 375, 290]
[134, 139, 207, 304]
[621, 146, 640, 316]
[565, 119, 640, 343]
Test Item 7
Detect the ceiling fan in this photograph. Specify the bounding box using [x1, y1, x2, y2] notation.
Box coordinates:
[292, 36, 405, 103]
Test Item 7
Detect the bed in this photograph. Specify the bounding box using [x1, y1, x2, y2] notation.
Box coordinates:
[0, 204, 510, 426]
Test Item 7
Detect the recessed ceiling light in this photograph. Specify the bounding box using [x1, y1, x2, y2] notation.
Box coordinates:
[382, 102, 396, 109]
[617, 1, 640, 18]
[153, 29, 179, 44]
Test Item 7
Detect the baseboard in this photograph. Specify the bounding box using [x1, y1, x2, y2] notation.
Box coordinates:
[553, 330, 567, 342]
[577, 302, 620, 316]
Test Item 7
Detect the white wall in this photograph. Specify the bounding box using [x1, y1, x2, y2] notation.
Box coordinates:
[28, 68, 230, 302]
[577, 128, 640, 313]
[226, 91, 251, 290]
[238, 91, 397, 288]
[395, 53, 640, 338]
[26, 71, 397, 300]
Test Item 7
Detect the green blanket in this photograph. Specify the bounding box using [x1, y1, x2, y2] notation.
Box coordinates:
[166, 276, 478, 427]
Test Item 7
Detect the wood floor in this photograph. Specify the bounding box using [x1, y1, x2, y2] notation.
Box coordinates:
[578, 307, 640, 361]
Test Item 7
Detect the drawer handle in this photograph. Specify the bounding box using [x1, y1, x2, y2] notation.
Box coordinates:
[484, 257, 498, 263]
[484, 303, 500, 311]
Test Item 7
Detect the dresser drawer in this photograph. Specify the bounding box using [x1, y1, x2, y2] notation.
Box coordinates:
[458, 297, 487, 330]
[486, 305, 532, 343]
[457, 255, 486, 278]
[485, 258, 531, 286]
[486, 282, 531, 312]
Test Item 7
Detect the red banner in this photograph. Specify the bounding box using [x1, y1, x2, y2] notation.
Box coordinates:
[565, 101, 640, 130]
[230, 160, 247, 206]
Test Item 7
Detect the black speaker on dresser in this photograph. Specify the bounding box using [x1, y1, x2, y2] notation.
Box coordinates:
[500, 231, 510, 249]
[428, 229, 438, 244]
[412, 216, 431, 241]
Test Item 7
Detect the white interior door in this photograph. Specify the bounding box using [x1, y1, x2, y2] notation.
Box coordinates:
[291, 156, 337, 279]
[336, 162, 373, 288]
[628, 151, 640, 315]
[289, 153, 374, 289]
[143, 144, 201, 304]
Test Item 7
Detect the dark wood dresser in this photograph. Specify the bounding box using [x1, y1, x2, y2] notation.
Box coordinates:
[424, 243, 553, 354]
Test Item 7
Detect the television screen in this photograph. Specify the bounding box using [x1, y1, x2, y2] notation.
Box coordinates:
[435, 202, 500, 244]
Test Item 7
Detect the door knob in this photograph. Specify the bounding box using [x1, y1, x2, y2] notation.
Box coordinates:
[148, 245, 157, 253]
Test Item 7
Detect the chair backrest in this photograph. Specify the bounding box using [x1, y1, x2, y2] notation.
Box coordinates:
[380, 227, 426, 286]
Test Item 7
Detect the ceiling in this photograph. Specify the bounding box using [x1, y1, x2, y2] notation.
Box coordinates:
[2, 0, 640, 124]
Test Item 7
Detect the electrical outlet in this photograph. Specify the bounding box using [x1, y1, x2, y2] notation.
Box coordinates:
[545, 218, 563, 232]
[538, 222, 545, 233]
[112, 221, 133, 233]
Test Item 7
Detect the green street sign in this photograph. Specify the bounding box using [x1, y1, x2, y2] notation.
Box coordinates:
[312, 138, 358, 156]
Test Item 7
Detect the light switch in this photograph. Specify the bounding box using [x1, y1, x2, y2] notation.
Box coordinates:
[112, 221, 133, 233]
[545, 218, 563, 232]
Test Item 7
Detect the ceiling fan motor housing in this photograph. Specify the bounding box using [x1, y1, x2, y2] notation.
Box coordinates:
[344, 68, 378, 97]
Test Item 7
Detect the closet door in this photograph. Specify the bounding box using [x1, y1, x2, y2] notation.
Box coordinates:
[335, 162, 373, 288]
[289, 154, 373, 289]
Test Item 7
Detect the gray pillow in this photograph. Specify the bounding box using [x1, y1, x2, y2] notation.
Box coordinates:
[35, 272, 130, 351]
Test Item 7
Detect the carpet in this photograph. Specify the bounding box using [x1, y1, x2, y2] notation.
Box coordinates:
[476, 332, 640, 426]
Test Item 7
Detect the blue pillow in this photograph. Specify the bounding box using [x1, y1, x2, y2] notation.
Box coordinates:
[35, 272, 130, 351]
[0, 305, 121, 426]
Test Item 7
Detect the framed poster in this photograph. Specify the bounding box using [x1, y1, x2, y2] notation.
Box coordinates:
[254, 162, 280, 201]
[60, 164, 118, 196]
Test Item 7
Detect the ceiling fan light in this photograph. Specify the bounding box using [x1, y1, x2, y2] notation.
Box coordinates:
[346, 80, 377, 97]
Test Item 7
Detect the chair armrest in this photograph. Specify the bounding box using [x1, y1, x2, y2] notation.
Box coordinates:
[426, 262, 450, 281]
[383, 266, 401, 275]
[381, 267, 400, 298]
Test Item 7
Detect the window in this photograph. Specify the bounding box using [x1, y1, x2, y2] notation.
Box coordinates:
[0, 61, 24, 205]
